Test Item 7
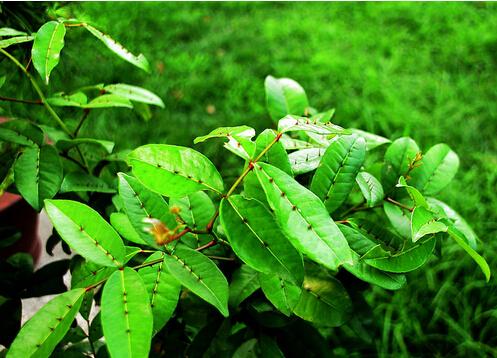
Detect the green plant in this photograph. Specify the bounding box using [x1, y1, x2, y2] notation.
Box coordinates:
[1, 17, 491, 358]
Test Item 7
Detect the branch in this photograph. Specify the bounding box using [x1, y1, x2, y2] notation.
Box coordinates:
[385, 197, 414, 212]
[74, 109, 90, 137]
[0, 96, 42, 106]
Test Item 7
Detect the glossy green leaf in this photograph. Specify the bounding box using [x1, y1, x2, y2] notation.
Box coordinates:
[350, 128, 390, 150]
[163, 245, 229, 316]
[101, 268, 153, 357]
[60, 172, 115, 193]
[278, 115, 346, 135]
[396, 176, 428, 208]
[70, 257, 116, 289]
[104, 84, 164, 108]
[411, 206, 447, 243]
[0, 119, 44, 147]
[293, 267, 351, 327]
[265, 76, 308, 122]
[280, 134, 315, 150]
[356, 172, 384, 207]
[83, 94, 133, 109]
[338, 224, 407, 290]
[0, 35, 34, 49]
[254, 129, 292, 175]
[255, 163, 353, 270]
[84, 24, 150, 72]
[138, 252, 181, 334]
[110, 212, 145, 245]
[118, 173, 177, 248]
[311, 109, 336, 124]
[229, 265, 260, 307]
[382, 137, 420, 191]
[46, 92, 88, 107]
[258, 273, 301, 316]
[0, 27, 27, 36]
[45, 199, 126, 267]
[170, 191, 215, 230]
[447, 225, 490, 282]
[410, 143, 460, 195]
[288, 148, 324, 175]
[56, 138, 114, 154]
[220, 195, 304, 284]
[310, 134, 366, 214]
[31, 21, 66, 84]
[194, 126, 255, 144]
[7, 288, 85, 358]
[427, 197, 478, 249]
[128, 144, 224, 197]
[14, 145, 63, 211]
[383, 201, 411, 238]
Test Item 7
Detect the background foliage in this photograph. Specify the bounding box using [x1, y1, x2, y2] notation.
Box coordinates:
[2, 2, 497, 356]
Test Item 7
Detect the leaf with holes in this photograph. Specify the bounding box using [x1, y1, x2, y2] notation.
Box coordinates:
[278, 115, 346, 135]
[56, 138, 115, 154]
[60, 172, 115, 194]
[7, 288, 85, 358]
[0, 120, 44, 147]
[31, 21, 66, 84]
[289, 148, 325, 175]
[84, 94, 133, 109]
[229, 265, 260, 307]
[410, 143, 460, 195]
[118, 173, 177, 248]
[258, 273, 301, 316]
[310, 134, 366, 214]
[84, 24, 150, 72]
[356, 172, 384, 207]
[265, 76, 308, 122]
[45, 200, 125, 267]
[163, 245, 229, 316]
[220, 195, 304, 284]
[101, 268, 153, 357]
[382, 137, 420, 192]
[0, 35, 34, 49]
[255, 163, 353, 270]
[128, 144, 224, 197]
[411, 206, 447, 243]
[293, 266, 351, 327]
[138, 252, 181, 334]
[14, 145, 63, 211]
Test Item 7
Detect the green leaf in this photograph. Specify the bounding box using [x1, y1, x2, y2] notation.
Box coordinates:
[83, 94, 133, 109]
[382, 137, 420, 191]
[254, 129, 292, 175]
[101, 268, 153, 357]
[0, 120, 44, 147]
[255, 163, 353, 270]
[0, 35, 34, 49]
[396, 176, 428, 208]
[311, 109, 336, 124]
[70, 257, 116, 289]
[265, 76, 308, 122]
[45, 199, 126, 267]
[233, 339, 258, 358]
[0, 27, 27, 36]
[170, 191, 215, 230]
[338, 224, 407, 290]
[56, 138, 114, 154]
[118, 173, 177, 248]
[194, 126, 255, 144]
[356, 172, 384, 207]
[289, 148, 325, 175]
[46, 92, 88, 107]
[31, 21, 66, 84]
[447, 225, 490, 282]
[411, 206, 447, 243]
[84, 24, 150, 72]
[280, 134, 315, 150]
[293, 266, 351, 327]
[110, 212, 146, 245]
[14, 145, 63, 211]
[7, 288, 85, 358]
[349, 128, 390, 150]
[410, 143, 460, 195]
[138, 252, 181, 334]
[220, 195, 304, 284]
[310, 134, 366, 214]
[229, 265, 260, 307]
[278, 115, 346, 135]
[163, 245, 229, 316]
[383, 201, 411, 238]
[427, 197, 478, 249]
[60, 172, 115, 194]
[128, 144, 224, 197]
[103, 84, 164, 108]
[258, 273, 301, 316]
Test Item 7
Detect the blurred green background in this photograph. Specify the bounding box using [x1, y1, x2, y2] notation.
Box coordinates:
[3, 2, 497, 356]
